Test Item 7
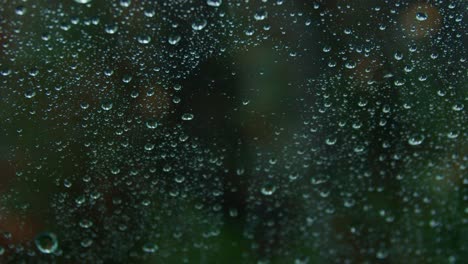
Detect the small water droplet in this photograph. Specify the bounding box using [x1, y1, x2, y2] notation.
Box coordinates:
[105, 24, 118, 34]
[452, 103, 464, 111]
[101, 100, 113, 111]
[207, 0, 222, 7]
[81, 238, 93, 248]
[15, 6, 26, 15]
[254, 10, 268, 21]
[24, 89, 36, 99]
[192, 18, 207, 31]
[35, 232, 58, 254]
[376, 249, 388, 259]
[146, 119, 158, 129]
[142, 242, 158, 253]
[137, 35, 151, 44]
[74, 0, 92, 4]
[181, 113, 194, 121]
[79, 219, 93, 229]
[416, 12, 428, 21]
[261, 185, 276, 196]
[408, 134, 424, 146]
[325, 137, 337, 146]
[168, 35, 181, 45]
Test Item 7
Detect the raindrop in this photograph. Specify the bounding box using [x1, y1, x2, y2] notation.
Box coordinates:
[254, 10, 268, 21]
[394, 51, 403, 60]
[325, 137, 337, 146]
[15, 6, 26, 15]
[207, 0, 222, 7]
[79, 219, 93, 229]
[137, 35, 151, 44]
[80, 102, 89, 110]
[81, 238, 93, 248]
[146, 119, 158, 129]
[105, 24, 118, 34]
[416, 12, 428, 21]
[376, 249, 388, 259]
[408, 134, 424, 146]
[35, 232, 58, 254]
[24, 89, 36, 99]
[181, 113, 194, 121]
[142, 243, 158, 253]
[261, 185, 276, 196]
[192, 18, 207, 31]
[345, 61, 356, 69]
[119, 0, 131, 8]
[101, 100, 113, 111]
[452, 103, 464, 111]
[74, 0, 92, 4]
[168, 35, 181, 45]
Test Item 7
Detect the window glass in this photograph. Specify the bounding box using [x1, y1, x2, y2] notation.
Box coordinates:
[0, 1, 466, 263]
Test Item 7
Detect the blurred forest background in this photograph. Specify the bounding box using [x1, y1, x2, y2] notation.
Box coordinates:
[0, 0, 466, 263]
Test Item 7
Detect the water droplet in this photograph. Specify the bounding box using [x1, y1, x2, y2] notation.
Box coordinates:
[144, 143, 155, 151]
[394, 51, 403, 60]
[101, 100, 113, 111]
[244, 28, 255, 36]
[142, 242, 158, 253]
[81, 238, 93, 248]
[24, 89, 36, 99]
[137, 35, 151, 44]
[192, 18, 207, 31]
[15, 6, 26, 15]
[447, 131, 459, 139]
[119, 0, 131, 8]
[207, 0, 222, 7]
[146, 119, 158, 129]
[376, 249, 388, 259]
[452, 103, 464, 111]
[181, 113, 194, 121]
[261, 185, 276, 196]
[168, 35, 181, 45]
[35, 232, 58, 254]
[416, 12, 428, 21]
[122, 74, 132, 83]
[80, 102, 89, 110]
[325, 137, 337, 146]
[79, 219, 93, 229]
[74, 0, 92, 4]
[322, 46, 331, 52]
[345, 61, 356, 69]
[105, 24, 118, 34]
[408, 134, 424, 146]
[254, 10, 268, 21]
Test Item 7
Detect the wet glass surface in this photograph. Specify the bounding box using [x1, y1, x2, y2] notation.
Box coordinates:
[0, 1, 466, 263]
